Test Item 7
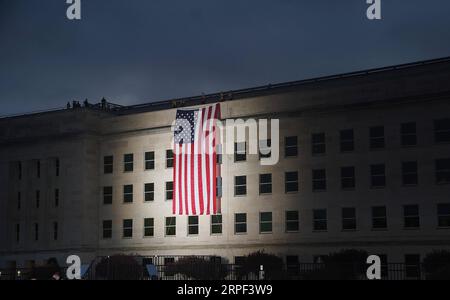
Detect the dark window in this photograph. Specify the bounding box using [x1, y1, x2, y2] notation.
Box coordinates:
[145, 151, 155, 170]
[34, 223, 39, 241]
[259, 139, 271, 159]
[211, 215, 222, 234]
[312, 169, 326, 191]
[55, 158, 60, 177]
[234, 176, 247, 196]
[404, 205, 420, 228]
[16, 224, 20, 243]
[166, 181, 173, 200]
[285, 136, 298, 157]
[17, 192, 21, 210]
[123, 185, 133, 203]
[372, 206, 387, 229]
[401, 122, 417, 146]
[340, 129, 354, 152]
[286, 211, 299, 232]
[103, 186, 112, 205]
[36, 190, 40, 208]
[166, 150, 174, 168]
[434, 118, 450, 143]
[285, 171, 299, 193]
[36, 160, 40, 178]
[341, 167, 355, 189]
[53, 222, 58, 241]
[102, 220, 112, 239]
[234, 142, 246, 162]
[405, 255, 421, 278]
[370, 126, 385, 149]
[54, 189, 60, 207]
[104, 156, 113, 174]
[124, 154, 134, 172]
[259, 173, 272, 194]
[313, 209, 327, 231]
[312, 133, 326, 155]
[437, 204, 450, 228]
[342, 207, 356, 230]
[188, 216, 199, 235]
[144, 218, 154, 237]
[371, 164, 386, 188]
[436, 158, 450, 184]
[402, 161, 418, 185]
[144, 183, 154, 202]
[18, 161, 22, 180]
[235, 213, 247, 234]
[123, 219, 133, 238]
[259, 212, 272, 233]
[165, 217, 176, 236]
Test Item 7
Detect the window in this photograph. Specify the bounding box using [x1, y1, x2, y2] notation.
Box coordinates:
[341, 167, 355, 189]
[405, 255, 421, 278]
[259, 212, 272, 233]
[401, 122, 417, 146]
[36, 190, 40, 208]
[18, 161, 22, 180]
[313, 209, 327, 231]
[312, 169, 326, 191]
[285, 171, 299, 193]
[123, 185, 133, 203]
[235, 213, 247, 234]
[123, 219, 133, 238]
[436, 158, 450, 184]
[234, 142, 246, 162]
[259, 139, 271, 159]
[234, 176, 247, 196]
[312, 133, 326, 155]
[124, 154, 134, 172]
[104, 156, 113, 174]
[370, 126, 385, 149]
[36, 160, 41, 178]
[55, 158, 60, 177]
[370, 164, 386, 188]
[166, 150, 174, 168]
[372, 206, 387, 229]
[286, 211, 299, 232]
[188, 216, 199, 235]
[211, 215, 222, 234]
[434, 118, 450, 143]
[342, 208, 356, 230]
[34, 223, 39, 241]
[53, 222, 58, 241]
[259, 174, 272, 194]
[17, 192, 21, 210]
[103, 186, 112, 205]
[54, 189, 60, 207]
[145, 151, 155, 170]
[402, 161, 418, 186]
[16, 224, 20, 243]
[404, 205, 420, 228]
[165, 217, 176, 236]
[437, 204, 450, 228]
[166, 181, 173, 200]
[144, 183, 154, 202]
[102, 220, 112, 239]
[144, 218, 154, 237]
[285, 136, 298, 157]
[340, 129, 354, 152]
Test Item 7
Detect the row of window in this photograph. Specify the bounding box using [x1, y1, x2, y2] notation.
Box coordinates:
[15, 222, 58, 243]
[98, 204, 450, 240]
[14, 189, 60, 210]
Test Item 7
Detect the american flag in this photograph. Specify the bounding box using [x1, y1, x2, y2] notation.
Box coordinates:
[172, 103, 221, 215]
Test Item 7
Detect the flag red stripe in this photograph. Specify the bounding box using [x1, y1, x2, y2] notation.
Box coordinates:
[190, 143, 196, 215]
[205, 106, 212, 215]
[178, 146, 183, 215]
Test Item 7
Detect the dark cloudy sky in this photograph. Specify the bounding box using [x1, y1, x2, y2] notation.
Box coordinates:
[1, 0, 450, 116]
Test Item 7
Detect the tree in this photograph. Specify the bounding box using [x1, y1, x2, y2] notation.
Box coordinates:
[165, 256, 228, 280]
[95, 255, 142, 280]
[237, 251, 285, 280]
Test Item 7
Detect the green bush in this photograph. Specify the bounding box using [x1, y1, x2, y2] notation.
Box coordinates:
[165, 256, 228, 280]
[95, 255, 142, 280]
[423, 250, 450, 280]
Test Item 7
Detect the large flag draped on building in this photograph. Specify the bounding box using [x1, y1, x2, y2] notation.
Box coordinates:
[172, 103, 221, 215]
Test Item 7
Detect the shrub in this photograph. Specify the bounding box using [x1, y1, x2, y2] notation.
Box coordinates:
[95, 255, 142, 280]
[423, 250, 450, 280]
[165, 256, 228, 280]
[29, 257, 62, 280]
[237, 251, 285, 280]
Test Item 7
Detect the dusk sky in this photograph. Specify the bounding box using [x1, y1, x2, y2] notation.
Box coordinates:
[1, 0, 450, 116]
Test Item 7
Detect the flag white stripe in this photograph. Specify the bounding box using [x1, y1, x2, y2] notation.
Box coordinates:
[193, 110, 201, 215]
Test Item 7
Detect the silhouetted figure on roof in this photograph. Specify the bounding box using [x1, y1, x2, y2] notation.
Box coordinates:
[84, 99, 89, 107]
[67, 102, 71, 109]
